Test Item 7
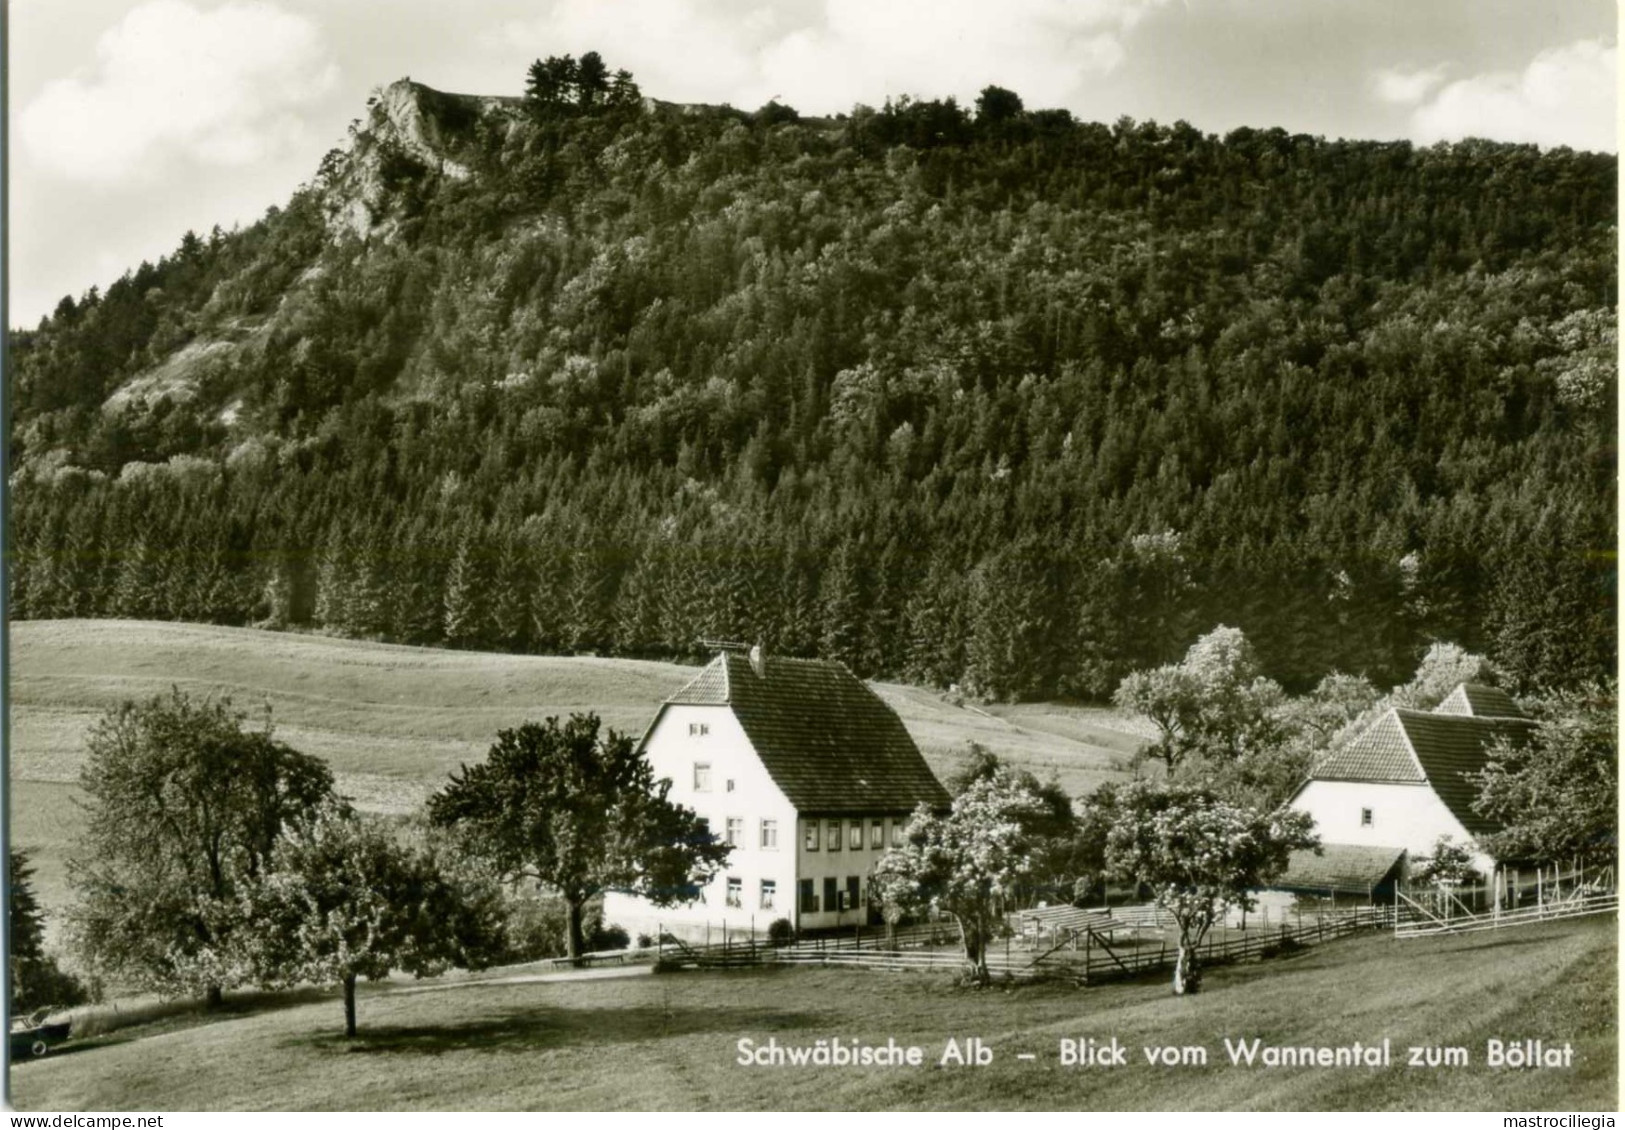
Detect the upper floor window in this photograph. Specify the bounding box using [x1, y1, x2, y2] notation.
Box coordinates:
[760, 819, 779, 850]
[725, 817, 745, 846]
[693, 762, 711, 791]
[891, 819, 907, 847]
[869, 819, 885, 850]
[848, 820, 863, 851]
[689, 721, 710, 737]
[826, 820, 843, 852]
[805, 821, 819, 851]
[1360, 807, 1374, 827]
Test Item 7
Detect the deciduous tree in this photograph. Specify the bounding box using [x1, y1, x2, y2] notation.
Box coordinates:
[427, 714, 728, 961]
[1105, 782, 1317, 994]
[243, 807, 505, 1038]
[1113, 626, 1287, 773]
[69, 690, 333, 1004]
[1472, 682, 1617, 867]
[872, 768, 1051, 984]
[1392, 642, 1496, 710]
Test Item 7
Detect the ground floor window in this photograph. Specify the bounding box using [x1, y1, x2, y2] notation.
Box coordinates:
[760, 879, 776, 910]
[824, 876, 839, 912]
[800, 878, 817, 913]
[726, 877, 742, 908]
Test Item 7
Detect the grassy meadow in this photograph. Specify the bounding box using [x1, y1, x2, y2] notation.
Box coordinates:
[8, 619, 1146, 919]
[9, 914, 1614, 1111]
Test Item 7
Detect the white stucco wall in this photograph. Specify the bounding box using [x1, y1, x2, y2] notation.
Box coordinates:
[601, 701, 926, 937]
[603, 703, 798, 938]
[1291, 779, 1494, 875]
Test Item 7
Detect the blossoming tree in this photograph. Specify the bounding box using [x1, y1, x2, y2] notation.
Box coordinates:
[873, 768, 1052, 984]
[1106, 781, 1317, 994]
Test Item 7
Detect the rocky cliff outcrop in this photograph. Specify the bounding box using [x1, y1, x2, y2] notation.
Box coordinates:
[321, 78, 514, 240]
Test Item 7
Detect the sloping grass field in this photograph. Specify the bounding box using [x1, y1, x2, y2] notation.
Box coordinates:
[9, 915, 1615, 1111]
[8, 620, 1144, 919]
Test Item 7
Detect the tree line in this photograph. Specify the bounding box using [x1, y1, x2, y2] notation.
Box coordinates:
[7, 58, 1615, 699]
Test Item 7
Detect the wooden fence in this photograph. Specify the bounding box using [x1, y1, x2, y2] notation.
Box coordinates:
[658, 903, 1397, 983]
[1394, 888, 1617, 938]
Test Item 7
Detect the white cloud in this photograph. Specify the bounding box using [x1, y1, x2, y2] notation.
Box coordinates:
[1407, 38, 1616, 152]
[1371, 65, 1448, 106]
[497, 0, 1171, 116]
[20, 0, 340, 184]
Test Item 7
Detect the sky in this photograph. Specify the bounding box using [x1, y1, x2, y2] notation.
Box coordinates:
[6, 0, 1618, 329]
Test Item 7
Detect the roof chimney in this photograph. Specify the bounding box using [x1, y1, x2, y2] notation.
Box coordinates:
[748, 642, 767, 680]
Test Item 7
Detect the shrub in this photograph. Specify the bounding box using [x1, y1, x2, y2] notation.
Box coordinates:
[767, 918, 795, 947]
[590, 923, 630, 951]
[502, 894, 569, 961]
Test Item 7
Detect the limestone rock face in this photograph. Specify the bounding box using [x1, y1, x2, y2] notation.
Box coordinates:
[321, 78, 513, 240]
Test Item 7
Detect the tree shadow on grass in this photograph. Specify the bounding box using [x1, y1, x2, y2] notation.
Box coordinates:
[282, 1004, 824, 1057]
[1431, 932, 1566, 955]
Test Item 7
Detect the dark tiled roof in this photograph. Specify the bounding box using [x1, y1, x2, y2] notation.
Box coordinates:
[1310, 705, 1536, 836]
[664, 653, 950, 815]
[1277, 843, 1407, 896]
[1398, 710, 1535, 835]
[1434, 682, 1526, 720]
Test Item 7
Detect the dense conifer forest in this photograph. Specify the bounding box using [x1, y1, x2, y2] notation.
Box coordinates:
[7, 59, 1616, 699]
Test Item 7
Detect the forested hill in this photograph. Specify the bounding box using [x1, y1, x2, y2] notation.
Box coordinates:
[7, 67, 1616, 700]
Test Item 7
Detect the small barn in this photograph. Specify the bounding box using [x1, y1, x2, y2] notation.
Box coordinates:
[603, 646, 949, 940]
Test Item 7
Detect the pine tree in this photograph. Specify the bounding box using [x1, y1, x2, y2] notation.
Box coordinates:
[443, 528, 491, 649]
[110, 533, 166, 620]
[490, 528, 536, 652]
[818, 538, 867, 672]
[313, 527, 356, 632]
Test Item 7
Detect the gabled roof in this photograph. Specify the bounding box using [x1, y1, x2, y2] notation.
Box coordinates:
[1399, 711, 1535, 835]
[1277, 843, 1407, 896]
[1308, 693, 1536, 835]
[660, 652, 950, 815]
[1434, 682, 1526, 720]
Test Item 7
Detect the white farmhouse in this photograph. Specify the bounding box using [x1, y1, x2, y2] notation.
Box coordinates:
[603, 646, 950, 940]
[1277, 682, 1535, 900]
